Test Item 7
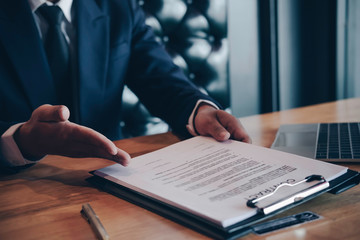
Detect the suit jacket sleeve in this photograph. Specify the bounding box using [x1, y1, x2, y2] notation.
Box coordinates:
[124, 0, 221, 136]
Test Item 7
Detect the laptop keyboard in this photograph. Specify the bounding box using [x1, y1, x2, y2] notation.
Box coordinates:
[316, 122, 360, 160]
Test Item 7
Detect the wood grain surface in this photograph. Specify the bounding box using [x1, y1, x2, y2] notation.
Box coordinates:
[1, 98, 359, 240]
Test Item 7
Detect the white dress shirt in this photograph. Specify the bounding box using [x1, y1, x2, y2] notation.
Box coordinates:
[0, 0, 218, 167]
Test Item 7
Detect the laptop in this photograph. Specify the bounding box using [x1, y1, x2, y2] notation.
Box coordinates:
[271, 122, 360, 162]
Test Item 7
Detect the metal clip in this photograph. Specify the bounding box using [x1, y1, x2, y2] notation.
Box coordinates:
[247, 175, 329, 215]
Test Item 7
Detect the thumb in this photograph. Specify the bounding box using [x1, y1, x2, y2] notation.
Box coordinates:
[32, 104, 70, 122]
[209, 124, 231, 142]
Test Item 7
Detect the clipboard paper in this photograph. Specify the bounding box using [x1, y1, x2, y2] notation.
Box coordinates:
[90, 136, 359, 239]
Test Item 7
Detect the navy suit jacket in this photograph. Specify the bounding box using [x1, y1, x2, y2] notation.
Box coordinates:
[0, 0, 216, 147]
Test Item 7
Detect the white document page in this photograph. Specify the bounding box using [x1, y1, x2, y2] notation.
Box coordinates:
[94, 136, 347, 227]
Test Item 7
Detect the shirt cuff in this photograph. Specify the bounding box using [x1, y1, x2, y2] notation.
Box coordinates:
[0, 123, 43, 167]
[186, 99, 219, 136]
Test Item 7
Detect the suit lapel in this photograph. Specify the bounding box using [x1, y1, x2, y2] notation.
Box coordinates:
[76, 0, 109, 123]
[0, 0, 56, 109]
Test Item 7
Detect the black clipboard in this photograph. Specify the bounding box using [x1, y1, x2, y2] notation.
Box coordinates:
[87, 169, 359, 240]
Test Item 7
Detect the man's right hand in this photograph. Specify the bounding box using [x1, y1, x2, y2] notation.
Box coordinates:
[13, 104, 130, 166]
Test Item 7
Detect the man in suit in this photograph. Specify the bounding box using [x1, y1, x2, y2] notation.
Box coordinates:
[0, 0, 251, 168]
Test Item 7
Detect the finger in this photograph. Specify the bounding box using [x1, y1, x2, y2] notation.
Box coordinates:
[194, 107, 231, 141]
[32, 104, 70, 122]
[69, 123, 120, 156]
[200, 118, 231, 142]
[216, 111, 252, 143]
[82, 144, 131, 166]
[211, 125, 231, 141]
[231, 126, 252, 143]
[109, 148, 131, 166]
[234, 126, 252, 143]
[62, 140, 131, 166]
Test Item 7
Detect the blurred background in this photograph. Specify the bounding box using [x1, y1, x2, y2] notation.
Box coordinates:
[229, 0, 360, 117]
[125, 0, 360, 137]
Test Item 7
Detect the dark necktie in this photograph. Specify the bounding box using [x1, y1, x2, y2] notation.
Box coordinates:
[38, 5, 72, 108]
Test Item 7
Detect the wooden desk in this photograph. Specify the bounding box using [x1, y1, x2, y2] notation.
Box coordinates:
[1, 98, 359, 240]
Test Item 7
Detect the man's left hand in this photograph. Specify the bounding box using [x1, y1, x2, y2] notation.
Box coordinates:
[194, 105, 252, 143]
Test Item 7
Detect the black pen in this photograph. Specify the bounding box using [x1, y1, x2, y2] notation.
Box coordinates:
[81, 203, 110, 240]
